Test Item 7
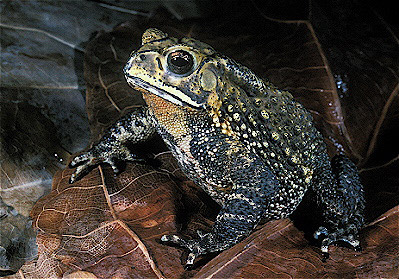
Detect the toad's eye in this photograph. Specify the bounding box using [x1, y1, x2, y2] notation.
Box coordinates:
[166, 50, 194, 75]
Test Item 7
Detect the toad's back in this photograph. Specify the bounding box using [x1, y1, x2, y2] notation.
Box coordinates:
[215, 81, 328, 218]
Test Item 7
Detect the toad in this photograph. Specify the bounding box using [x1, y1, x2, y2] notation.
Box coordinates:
[70, 28, 364, 266]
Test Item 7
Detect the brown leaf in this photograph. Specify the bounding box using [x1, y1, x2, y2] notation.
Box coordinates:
[83, 24, 147, 143]
[27, 158, 187, 278]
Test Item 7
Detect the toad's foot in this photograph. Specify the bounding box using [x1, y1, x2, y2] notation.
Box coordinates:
[314, 225, 361, 260]
[161, 231, 229, 267]
[69, 145, 144, 184]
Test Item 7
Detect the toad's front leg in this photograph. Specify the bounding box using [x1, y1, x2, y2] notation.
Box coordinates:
[162, 155, 281, 266]
[69, 107, 156, 183]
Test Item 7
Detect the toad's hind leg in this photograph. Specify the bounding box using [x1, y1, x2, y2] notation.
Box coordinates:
[313, 154, 365, 257]
[162, 154, 281, 266]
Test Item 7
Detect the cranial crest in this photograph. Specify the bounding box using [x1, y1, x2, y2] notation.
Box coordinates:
[142, 28, 168, 45]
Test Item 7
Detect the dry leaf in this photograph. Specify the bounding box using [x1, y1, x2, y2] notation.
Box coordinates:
[26, 156, 188, 278]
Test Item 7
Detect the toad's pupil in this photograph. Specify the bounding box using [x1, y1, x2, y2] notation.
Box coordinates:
[172, 56, 188, 67]
[167, 50, 193, 75]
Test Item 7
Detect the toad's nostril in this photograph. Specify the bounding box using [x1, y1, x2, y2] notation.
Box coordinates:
[139, 54, 146, 61]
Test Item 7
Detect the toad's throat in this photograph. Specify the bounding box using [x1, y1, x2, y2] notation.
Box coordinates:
[125, 75, 204, 109]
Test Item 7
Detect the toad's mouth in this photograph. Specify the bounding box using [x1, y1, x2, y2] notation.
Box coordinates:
[124, 74, 204, 109]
